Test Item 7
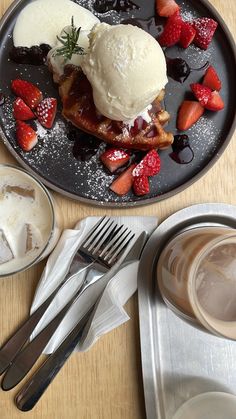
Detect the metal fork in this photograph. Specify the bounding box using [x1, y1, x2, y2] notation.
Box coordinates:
[1, 220, 134, 390]
[0, 217, 134, 376]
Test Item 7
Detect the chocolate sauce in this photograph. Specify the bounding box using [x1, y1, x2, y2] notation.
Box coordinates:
[166, 57, 209, 83]
[69, 129, 101, 161]
[94, 0, 140, 14]
[170, 135, 194, 164]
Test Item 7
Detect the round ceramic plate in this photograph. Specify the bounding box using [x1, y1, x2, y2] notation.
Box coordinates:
[0, 0, 235, 207]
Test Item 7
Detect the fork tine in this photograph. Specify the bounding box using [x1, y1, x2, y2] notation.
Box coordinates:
[88, 220, 118, 254]
[106, 231, 135, 264]
[82, 216, 109, 248]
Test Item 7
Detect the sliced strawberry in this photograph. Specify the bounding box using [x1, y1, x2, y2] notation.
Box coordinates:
[158, 11, 182, 47]
[11, 79, 43, 109]
[190, 83, 212, 106]
[133, 150, 161, 177]
[36, 98, 57, 129]
[100, 148, 130, 173]
[177, 101, 204, 131]
[16, 121, 38, 151]
[110, 164, 136, 196]
[192, 17, 218, 50]
[179, 21, 196, 48]
[13, 98, 35, 121]
[205, 91, 224, 111]
[156, 0, 180, 17]
[133, 176, 150, 196]
[203, 65, 222, 91]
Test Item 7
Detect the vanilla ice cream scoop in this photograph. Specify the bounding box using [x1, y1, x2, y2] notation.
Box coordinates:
[81, 23, 168, 122]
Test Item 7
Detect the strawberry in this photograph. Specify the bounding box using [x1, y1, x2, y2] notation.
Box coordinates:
[100, 148, 130, 173]
[13, 98, 35, 121]
[11, 79, 43, 109]
[203, 65, 222, 91]
[177, 101, 204, 131]
[192, 17, 218, 50]
[158, 11, 183, 47]
[110, 164, 136, 196]
[156, 0, 180, 17]
[133, 176, 150, 196]
[36, 98, 57, 129]
[16, 121, 38, 151]
[133, 150, 161, 177]
[190, 83, 212, 106]
[179, 21, 196, 48]
[205, 91, 224, 111]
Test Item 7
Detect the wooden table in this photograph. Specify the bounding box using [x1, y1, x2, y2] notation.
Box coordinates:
[0, 1, 235, 418]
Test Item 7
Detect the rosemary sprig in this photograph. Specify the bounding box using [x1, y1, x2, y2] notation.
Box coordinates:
[54, 17, 85, 61]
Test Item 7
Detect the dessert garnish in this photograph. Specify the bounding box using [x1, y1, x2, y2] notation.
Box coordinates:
[156, 0, 179, 17]
[100, 148, 130, 173]
[54, 18, 85, 61]
[13, 98, 35, 121]
[169, 134, 194, 164]
[177, 101, 204, 131]
[110, 164, 136, 196]
[166, 57, 209, 83]
[11, 79, 43, 109]
[94, 0, 140, 14]
[9, 44, 51, 66]
[36, 98, 57, 129]
[16, 121, 38, 152]
[203, 65, 222, 91]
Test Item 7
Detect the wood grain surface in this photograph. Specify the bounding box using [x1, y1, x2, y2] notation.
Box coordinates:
[0, 1, 235, 418]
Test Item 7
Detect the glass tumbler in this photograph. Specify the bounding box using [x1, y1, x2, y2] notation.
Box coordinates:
[157, 225, 236, 340]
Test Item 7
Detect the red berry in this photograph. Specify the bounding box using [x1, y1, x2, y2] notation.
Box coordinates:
[205, 91, 224, 111]
[13, 98, 35, 121]
[203, 65, 222, 91]
[36, 98, 57, 129]
[158, 11, 183, 47]
[11, 79, 43, 109]
[177, 101, 205, 131]
[179, 21, 196, 48]
[133, 176, 150, 196]
[190, 83, 212, 106]
[192, 17, 218, 50]
[133, 150, 161, 177]
[156, 0, 180, 17]
[100, 148, 130, 173]
[16, 121, 38, 151]
[110, 164, 136, 196]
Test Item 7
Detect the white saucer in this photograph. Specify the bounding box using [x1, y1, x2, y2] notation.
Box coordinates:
[172, 392, 236, 419]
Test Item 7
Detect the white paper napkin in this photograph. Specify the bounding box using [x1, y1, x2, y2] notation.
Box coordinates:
[30, 216, 158, 353]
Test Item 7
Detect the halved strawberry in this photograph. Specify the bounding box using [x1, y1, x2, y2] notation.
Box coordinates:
[192, 17, 218, 50]
[158, 11, 182, 47]
[203, 65, 222, 91]
[110, 164, 136, 196]
[205, 91, 224, 111]
[36, 98, 57, 129]
[179, 21, 196, 48]
[133, 175, 150, 196]
[177, 101, 204, 131]
[190, 83, 212, 106]
[156, 0, 180, 17]
[133, 150, 161, 177]
[11, 79, 43, 109]
[16, 121, 38, 151]
[100, 148, 130, 173]
[13, 98, 35, 121]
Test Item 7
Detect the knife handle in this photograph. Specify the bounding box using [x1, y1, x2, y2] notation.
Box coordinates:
[0, 287, 60, 375]
[15, 310, 91, 412]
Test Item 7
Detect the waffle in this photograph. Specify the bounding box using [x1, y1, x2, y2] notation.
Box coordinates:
[58, 65, 174, 150]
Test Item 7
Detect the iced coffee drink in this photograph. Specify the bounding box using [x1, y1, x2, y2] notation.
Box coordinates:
[0, 165, 62, 277]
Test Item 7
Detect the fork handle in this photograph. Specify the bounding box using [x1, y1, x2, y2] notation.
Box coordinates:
[15, 308, 92, 412]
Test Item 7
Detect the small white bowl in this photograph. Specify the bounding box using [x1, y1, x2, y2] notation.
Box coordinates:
[172, 392, 236, 419]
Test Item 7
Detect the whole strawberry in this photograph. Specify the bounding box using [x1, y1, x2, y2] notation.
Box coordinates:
[11, 79, 43, 109]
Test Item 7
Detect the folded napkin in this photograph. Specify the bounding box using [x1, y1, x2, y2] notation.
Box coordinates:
[30, 216, 158, 353]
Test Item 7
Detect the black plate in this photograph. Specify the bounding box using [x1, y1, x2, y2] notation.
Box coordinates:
[0, 0, 235, 207]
